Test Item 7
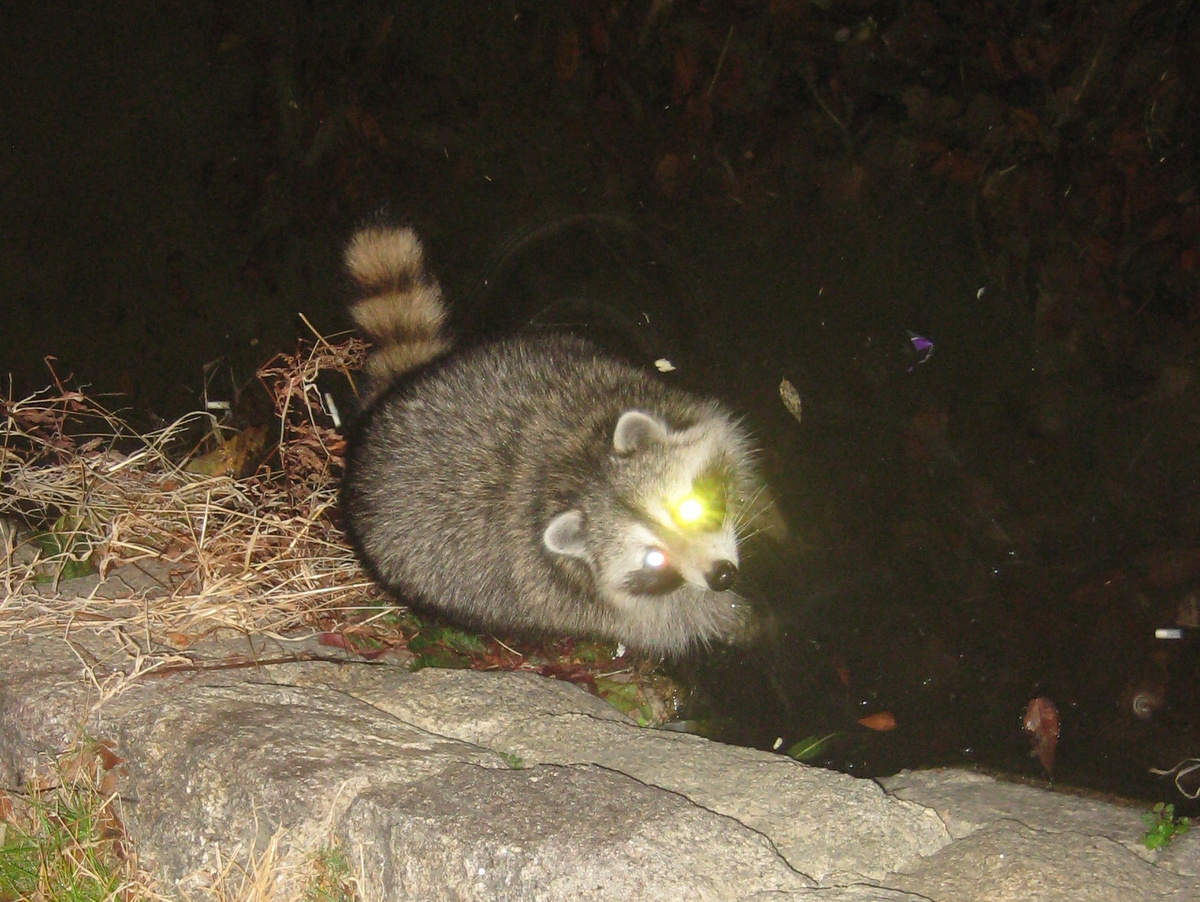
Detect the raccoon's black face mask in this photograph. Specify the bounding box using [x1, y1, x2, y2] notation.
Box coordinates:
[541, 408, 745, 602]
[543, 509, 734, 598]
[625, 549, 686, 596]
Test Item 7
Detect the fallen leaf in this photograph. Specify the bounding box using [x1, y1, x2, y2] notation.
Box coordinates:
[317, 632, 356, 651]
[786, 732, 845, 762]
[93, 741, 125, 771]
[858, 711, 897, 731]
[779, 377, 802, 424]
[184, 425, 267, 477]
[1023, 696, 1060, 776]
[99, 769, 120, 797]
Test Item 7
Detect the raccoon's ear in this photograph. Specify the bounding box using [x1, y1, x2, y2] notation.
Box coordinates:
[613, 410, 668, 454]
[543, 510, 589, 559]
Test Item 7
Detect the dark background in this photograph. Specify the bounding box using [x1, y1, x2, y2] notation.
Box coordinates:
[3, 0, 1200, 809]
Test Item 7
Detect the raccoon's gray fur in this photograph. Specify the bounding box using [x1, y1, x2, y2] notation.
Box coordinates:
[341, 225, 764, 655]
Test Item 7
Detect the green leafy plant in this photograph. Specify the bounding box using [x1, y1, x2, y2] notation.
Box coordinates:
[785, 732, 846, 763]
[594, 678, 653, 726]
[31, 508, 97, 583]
[0, 761, 137, 900]
[306, 844, 359, 902]
[407, 623, 488, 670]
[1141, 802, 1190, 850]
[500, 752, 525, 769]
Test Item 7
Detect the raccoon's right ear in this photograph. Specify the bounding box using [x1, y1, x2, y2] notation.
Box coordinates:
[612, 410, 668, 454]
[543, 510, 589, 559]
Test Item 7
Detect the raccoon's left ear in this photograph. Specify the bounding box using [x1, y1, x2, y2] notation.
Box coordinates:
[613, 410, 668, 454]
[543, 510, 589, 559]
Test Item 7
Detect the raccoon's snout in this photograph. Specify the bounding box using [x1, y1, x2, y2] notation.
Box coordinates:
[706, 560, 738, 592]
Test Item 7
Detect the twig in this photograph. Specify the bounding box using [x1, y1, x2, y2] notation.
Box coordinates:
[707, 24, 735, 99]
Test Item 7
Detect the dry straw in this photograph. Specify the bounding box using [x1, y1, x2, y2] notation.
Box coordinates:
[0, 334, 375, 651]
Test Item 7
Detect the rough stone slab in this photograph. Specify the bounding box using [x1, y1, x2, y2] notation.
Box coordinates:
[280, 657, 632, 741]
[2, 635, 1197, 901]
[743, 893, 925, 902]
[885, 820, 1196, 902]
[0, 634, 101, 780]
[340, 761, 815, 901]
[1155, 828, 1200, 878]
[309, 665, 952, 883]
[98, 680, 504, 883]
[881, 769, 1148, 845]
[881, 767, 1200, 877]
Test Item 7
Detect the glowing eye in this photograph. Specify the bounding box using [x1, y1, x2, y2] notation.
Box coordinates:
[670, 475, 728, 531]
[644, 549, 666, 569]
[675, 496, 705, 524]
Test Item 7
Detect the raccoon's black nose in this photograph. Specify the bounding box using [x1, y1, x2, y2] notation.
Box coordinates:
[706, 560, 738, 592]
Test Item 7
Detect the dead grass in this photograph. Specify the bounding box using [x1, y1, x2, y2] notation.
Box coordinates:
[0, 338, 658, 901]
[190, 826, 360, 902]
[0, 742, 167, 902]
[0, 743, 362, 902]
[0, 337, 374, 654]
[0, 345, 373, 900]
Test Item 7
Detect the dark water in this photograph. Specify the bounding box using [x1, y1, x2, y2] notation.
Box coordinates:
[4, 2, 1198, 814]
[481, 190, 1200, 814]
[689, 195, 1200, 810]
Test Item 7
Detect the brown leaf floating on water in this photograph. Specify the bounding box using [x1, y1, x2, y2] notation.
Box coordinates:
[1023, 696, 1060, 777]
[857, 711, 897, 732]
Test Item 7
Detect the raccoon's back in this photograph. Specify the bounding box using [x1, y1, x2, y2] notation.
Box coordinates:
[342, 333, 677, 625]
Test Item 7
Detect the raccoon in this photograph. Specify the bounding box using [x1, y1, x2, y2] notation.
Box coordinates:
[340, 225, 765, 655]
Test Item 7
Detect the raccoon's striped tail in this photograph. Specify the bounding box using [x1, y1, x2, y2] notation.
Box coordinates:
[345, 226, 451, 403]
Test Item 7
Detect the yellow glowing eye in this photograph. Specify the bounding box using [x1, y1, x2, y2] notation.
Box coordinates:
[676, 496, 705, 523]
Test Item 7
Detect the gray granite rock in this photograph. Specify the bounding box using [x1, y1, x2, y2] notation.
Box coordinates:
[0, 634, 1196, 902]
[340, 762, 813, 901]
[885, 819, 1195, 902]
[295, 664, 952, 883]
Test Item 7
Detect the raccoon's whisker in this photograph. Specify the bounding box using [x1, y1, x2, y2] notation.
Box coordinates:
[736, 525, 767, 544]
[735, 483, 781, 536]
[738, 481, 771, 514]
[732, 499, 768, 533]
[737, 508, 773, 536]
